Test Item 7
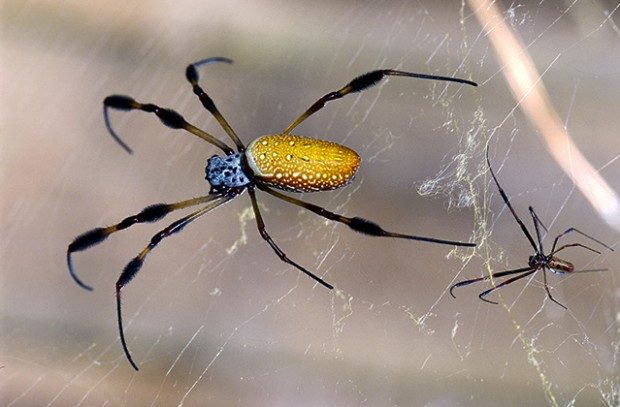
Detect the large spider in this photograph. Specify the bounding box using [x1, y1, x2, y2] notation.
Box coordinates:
[67, 57, 478, 370]
[450, 145, 613, 307]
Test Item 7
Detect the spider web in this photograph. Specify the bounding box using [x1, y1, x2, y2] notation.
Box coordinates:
[1, 1, 619, 406]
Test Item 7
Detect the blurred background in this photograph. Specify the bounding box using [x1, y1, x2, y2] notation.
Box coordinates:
[1, 1, 618, 406]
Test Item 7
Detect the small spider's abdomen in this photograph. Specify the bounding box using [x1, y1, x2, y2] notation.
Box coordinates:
[548, 257, 575, 274]
[245, 134, 361, 192]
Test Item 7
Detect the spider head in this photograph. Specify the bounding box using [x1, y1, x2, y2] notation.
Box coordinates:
[528, 254, 545, 268]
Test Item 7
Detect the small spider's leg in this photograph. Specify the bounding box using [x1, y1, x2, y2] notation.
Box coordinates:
[116, 195, 231, 370]
[258, 185, 476, 247]
[67, 195, 220, 291]
[542, 267, 567, 309]
[571, 268, 609, 274]
[283, 69, 477, 134]
[549, 227, 614, 255]
[449, 266, 533, 298]
[486, 145, 538, 251]
[247, 187, 334, 290]
[478, 268, 538, 305]
[103, 95, 234, 155]
[528, 207, 549, 233]
[528, 206, 547, 252]
[552, 243, 602, 256]
[185, 57, 245, 151]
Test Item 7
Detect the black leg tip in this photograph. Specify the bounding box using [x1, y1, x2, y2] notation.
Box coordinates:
[458, 242, 478, 248]
[479, 294, 498, 305]
[116, 287, 140, 371]
[117, 142, 133, 155]
[127, 358, 139, 371]
[449, 286, 457, 299]
[187, 57, 234, 82]
[103, 104, 133, 154]
[67, 252, 94, 291]
[461, 79, 478, 87]
[192, 56, 233, 67]
[322, 281, 335, 290]
[549, 296, 568, 310]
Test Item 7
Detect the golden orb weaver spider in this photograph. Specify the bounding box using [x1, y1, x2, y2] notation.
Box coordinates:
[67, 57, 478, 370]
[450, 145, 613, 307]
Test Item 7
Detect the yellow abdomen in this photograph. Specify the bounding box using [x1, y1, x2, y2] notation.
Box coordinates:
[245, 134, 361, 192]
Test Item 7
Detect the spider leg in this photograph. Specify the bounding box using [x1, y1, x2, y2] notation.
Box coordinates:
[552, 243, 602, 256]
[283, 69, 477, 134]
[103, 95, 234, 155]
[542, 267, 566, 309]
[116, 194, 232, 370]
[258, 184, 476, 247]
[486, 144, 538, 251]
[67, 195, 221, 291]
[528, 206, 547, 252]
[528, 207, 549, 233]
[449, 266, 533, 298]
[570, 268, 609, 274]
[550, 227, 614, 255]
[247, 187, 334, 290]
[478, 268, 538, 305]
[185, 57, 245, 151]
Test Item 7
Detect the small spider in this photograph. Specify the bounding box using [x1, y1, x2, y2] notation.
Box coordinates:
[67, 57, 478, 370]
[450, 145, 614, 307]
